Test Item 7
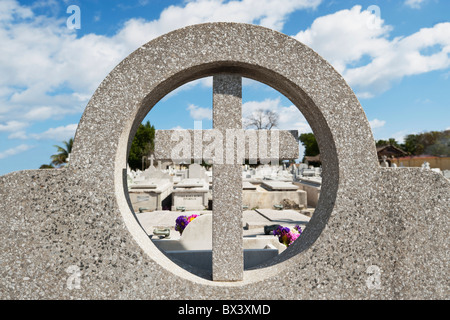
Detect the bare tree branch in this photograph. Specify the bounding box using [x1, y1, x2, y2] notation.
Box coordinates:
[244, 108, 279, 130]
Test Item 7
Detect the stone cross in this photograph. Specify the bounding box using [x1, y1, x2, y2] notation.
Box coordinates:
[154, 75, 298, 281]
[211, 74, 243, 281]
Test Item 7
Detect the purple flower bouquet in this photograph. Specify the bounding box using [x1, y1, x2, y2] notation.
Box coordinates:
[175, 214, 199, 235]
[273, 225, 302, 247]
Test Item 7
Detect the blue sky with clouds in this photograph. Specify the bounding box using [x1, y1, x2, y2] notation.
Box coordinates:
[0, 0, 449, 175]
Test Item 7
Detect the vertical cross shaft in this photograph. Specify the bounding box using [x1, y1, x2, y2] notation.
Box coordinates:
[212, 74, 243, 281]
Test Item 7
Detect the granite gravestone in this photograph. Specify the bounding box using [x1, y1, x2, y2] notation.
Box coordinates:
[0, 23, 448, 299]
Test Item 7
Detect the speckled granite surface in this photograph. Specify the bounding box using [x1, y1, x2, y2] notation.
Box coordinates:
[0, 23, 448, 299]
[211, 74, 243, 281]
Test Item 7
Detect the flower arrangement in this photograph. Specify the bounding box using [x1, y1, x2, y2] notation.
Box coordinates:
[273, 225, 302, 247]
[175, 214, 199, 235]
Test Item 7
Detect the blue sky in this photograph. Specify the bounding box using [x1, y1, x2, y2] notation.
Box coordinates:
[0, 0, 449, 175]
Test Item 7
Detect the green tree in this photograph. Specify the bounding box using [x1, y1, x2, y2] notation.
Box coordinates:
[50, 138, 73, 167]
[376, 138, 400, 148]
[425, 138, 450, 156]
[39, 164, 55, 169]
[403, 134, 422, 155]
[128, 121, 155, 170]
[298, 133, 319, 160]
[402, 130, 449, 156]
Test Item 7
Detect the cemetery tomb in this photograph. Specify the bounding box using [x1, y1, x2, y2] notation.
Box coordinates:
[128, 161, 174, 212]
[171, 178, 210, 211]
[294, 177, 322, 208]
[128, 179, 172, 212]
[243, 181, 307, 211]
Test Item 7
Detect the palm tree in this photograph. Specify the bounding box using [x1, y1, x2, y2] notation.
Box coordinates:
[51, 138, 73, 167]
[39, 164, 55, 169]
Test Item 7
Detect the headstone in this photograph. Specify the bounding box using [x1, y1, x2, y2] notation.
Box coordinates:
[421, 161, 431, 170]
[138, 165, 173, 182]
[149, 154, 155, 167]
[443, 170, 450, 180]
[380, 155, 389, 167]
[296, 177, 321, 208]
[188, 163, 208, 181]
[301, 168, 316, 177]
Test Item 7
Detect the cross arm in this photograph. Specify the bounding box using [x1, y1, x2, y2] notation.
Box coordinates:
[154, 129, 299, 163]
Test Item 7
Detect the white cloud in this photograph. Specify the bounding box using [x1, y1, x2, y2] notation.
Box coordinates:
[29, 124, 78, 140]
[109, 0, 322, 54]
[0, 144, 34, 159]
[8, 130, 27, 139]
[405, 0, 426, 9]
[23, 103, 83, 121]
[0, 120, 28, 132]
[116, 0, 322, 44]
[0, 0, 33, 21]
[162, 77, 212, 101]
[293, 5, 450, 98]
[391, 131, 409, 144]
[0, 0, 321, 135]
[0, 0, 323, 170]
[294, 6, 391, 74]
[187, 104, 213, 120]
[242, 98, 309, 160]
[369, 118, 386, 129]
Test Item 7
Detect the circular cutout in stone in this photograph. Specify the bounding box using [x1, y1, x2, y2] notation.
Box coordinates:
[70, 22, 379, 284]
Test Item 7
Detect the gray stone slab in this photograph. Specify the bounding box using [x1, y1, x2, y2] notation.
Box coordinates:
[261, 181, 299, 191]
[130, 184, 157, 189]
[255, 209, 310, 226]
[243, 181, 257, 190]
[136, 211, 183, 235]
[174, 178, 206, 189]
[242, 210, 271, 228]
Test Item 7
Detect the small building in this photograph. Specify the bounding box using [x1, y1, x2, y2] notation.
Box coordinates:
[304, 154, 321, 167]
[376, 145, 408, 166]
